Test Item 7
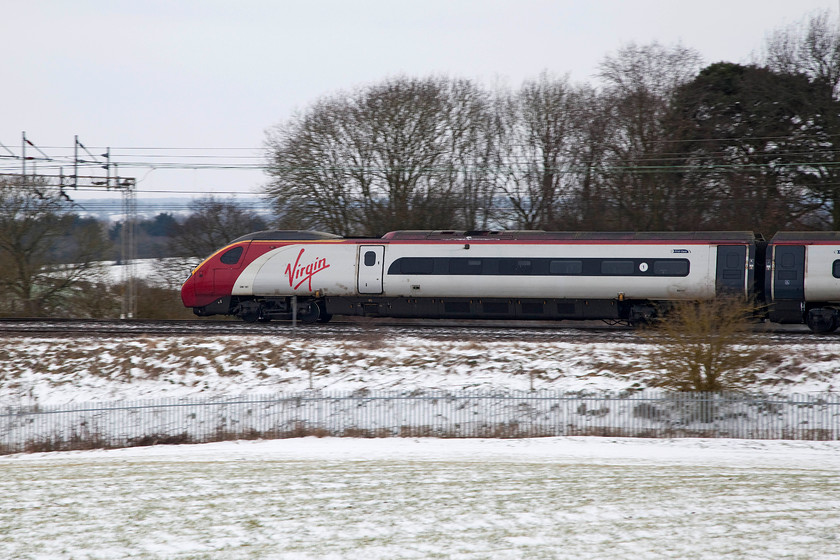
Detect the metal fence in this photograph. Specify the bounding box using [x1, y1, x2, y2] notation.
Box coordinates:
[2, 390, 839, 454]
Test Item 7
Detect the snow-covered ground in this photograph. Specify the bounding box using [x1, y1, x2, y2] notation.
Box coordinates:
[101, 257, 196, 288]
[2, 331, 839, 406]
[1, 437, 839, 559]
[4, 329, 839, 557]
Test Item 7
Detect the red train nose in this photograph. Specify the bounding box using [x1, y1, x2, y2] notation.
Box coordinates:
[181, 273, 197, 308]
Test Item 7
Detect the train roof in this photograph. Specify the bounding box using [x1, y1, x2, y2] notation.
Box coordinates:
[380, 230, 761, 242]
[227, 229, 768, 244]
[770, 231, 840, 243]
[229, 230, 342, 243]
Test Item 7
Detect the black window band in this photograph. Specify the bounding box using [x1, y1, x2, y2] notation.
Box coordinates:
[387, 257, 690, 277]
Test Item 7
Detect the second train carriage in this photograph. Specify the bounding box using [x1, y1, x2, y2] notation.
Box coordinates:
[765, 231, 840, 332]
[181, 229, 772, 326]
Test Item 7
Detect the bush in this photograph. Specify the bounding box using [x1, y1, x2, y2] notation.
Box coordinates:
[642, 297, 764, 392]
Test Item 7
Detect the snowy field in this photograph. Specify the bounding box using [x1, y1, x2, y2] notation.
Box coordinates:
[3, 328, 840, 558]
[1, 437, 839, 559]
[3, 331, 840, 406]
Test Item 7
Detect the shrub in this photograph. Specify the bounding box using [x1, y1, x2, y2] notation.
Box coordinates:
[642, 297, 764, 392]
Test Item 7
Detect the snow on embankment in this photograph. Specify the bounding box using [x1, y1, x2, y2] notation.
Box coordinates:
[2, 333, 839, 406]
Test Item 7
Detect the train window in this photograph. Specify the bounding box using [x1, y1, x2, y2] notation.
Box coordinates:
[220, 246, 243, 265]
[653, 259, 689, 276]
[549, 260, 582, 275]
[364, 251, 377, 266]
[449, 258, 483, 275]
[726, 253, 741, 268]
[780, 253, 795, 268]
[834, 260, 840, 278]
[499, 259, 533, 275]
[601, 260, 634, 275]
[389, 257, 435, 274]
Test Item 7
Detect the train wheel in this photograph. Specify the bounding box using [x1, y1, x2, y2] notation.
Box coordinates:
[237, 302, 263, 323]
[628, 304, 657, 327]
[298, 301, 321, 324]
[317, 312, 333, 323]
[806, 308, 839, 333]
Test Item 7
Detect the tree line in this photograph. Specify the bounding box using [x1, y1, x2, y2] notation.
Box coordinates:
[265, 11, 840, 238]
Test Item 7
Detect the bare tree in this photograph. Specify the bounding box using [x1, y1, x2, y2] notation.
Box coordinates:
[441, 79, 503, 230]
[763, 10, 840, 229]
[0, 176, 109, 317]
[567, 85, 618, 229]
[495, 72, 581, 229]
[264, 97, 365, 235]
[764, 10, 840, 96]
[596, 42, 704, 230]
[265, 76, 503, 236]
[355, 77, 460, 234]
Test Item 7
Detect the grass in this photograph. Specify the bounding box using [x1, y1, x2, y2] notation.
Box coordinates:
[1, 449, 838, 559]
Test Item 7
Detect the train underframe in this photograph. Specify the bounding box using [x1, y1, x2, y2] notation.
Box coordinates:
[771, 301, 840, 333]
[193, 294, 840, 332]
[194, 295, 663, 325]
[193, 295, 330, 323]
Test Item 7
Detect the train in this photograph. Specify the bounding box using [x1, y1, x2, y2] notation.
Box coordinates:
[179, 229, 840, 333]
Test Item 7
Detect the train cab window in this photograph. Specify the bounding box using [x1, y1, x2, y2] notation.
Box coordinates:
[653, 259, 689, 276]
[833, 260, 840, 278]
[601, 260, 634, 275]
[549, 260, 583, 275]
[220, 246, 243, 265]
[364, 251, 377, 266]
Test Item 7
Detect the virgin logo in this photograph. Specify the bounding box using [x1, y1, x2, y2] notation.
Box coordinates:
[285, 248, 330, 291]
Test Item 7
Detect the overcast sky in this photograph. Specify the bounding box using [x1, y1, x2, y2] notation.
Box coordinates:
[1, 0, 838, 201]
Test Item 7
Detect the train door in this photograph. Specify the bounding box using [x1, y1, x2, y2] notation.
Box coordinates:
[772, 245, 805, 300]
[715, 245, 747, 296]
[357, 245, 385, 294]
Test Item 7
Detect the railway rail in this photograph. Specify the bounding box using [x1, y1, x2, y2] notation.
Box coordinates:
[0, 317, 816, 344]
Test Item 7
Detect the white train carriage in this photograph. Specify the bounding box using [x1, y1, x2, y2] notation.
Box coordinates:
[182, 230, 760, 324]
[322, 230, 757, 323]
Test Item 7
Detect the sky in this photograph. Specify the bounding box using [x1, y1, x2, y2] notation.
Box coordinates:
[1, 0, 838, 204]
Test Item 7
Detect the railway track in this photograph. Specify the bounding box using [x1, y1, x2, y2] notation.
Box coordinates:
[0, 317, 638, 342]
[0, 317, 819, 344]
